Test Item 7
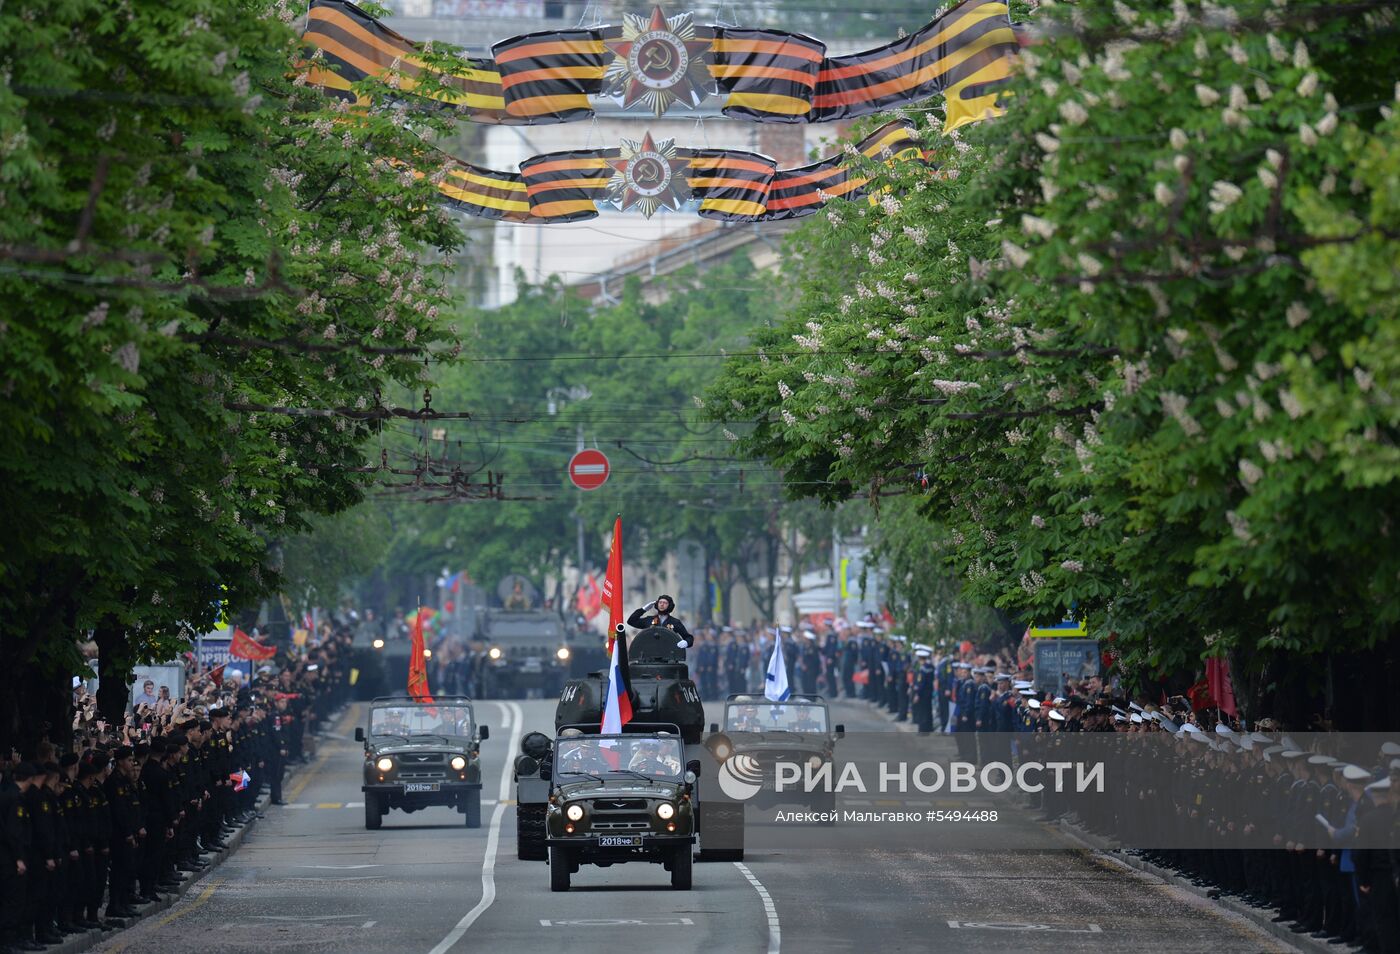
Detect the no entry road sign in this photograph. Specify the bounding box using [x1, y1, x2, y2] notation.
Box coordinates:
[568, 449, 610, 491]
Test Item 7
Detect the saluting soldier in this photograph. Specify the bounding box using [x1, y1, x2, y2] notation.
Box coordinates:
[627, 595, 694, 647]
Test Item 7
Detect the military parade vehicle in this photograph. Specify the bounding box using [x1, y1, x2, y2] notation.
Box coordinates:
[356, 696, 490, 829]
[514, 626, 745, 869]
[461, 576, 576, 698]
[541, 724, 700, 891]
[705, 693, 845, 814]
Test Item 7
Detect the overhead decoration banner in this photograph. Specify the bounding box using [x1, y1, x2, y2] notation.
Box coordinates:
[425, 120, 925, 223]
[301, 0, 1016, 130]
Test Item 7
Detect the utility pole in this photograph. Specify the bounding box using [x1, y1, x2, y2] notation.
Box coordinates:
[546, 385, 593, 593]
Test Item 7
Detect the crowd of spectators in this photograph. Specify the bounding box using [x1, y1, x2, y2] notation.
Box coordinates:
[0, 633, 351, 953]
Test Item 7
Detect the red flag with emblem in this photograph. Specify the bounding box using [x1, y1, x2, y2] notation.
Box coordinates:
[408, 608, 435, 704]
[601, 517, 623, 654]
[230, 628, 276, 661]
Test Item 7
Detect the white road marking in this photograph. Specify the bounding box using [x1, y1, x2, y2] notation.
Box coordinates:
[948, 921, 1102, 933]
[540, 918, 696, 927]
[362, 920, 377, 929]
[735, 861, 781, 954]
[344, 801, 365, 808]
[298, 865, 381, 870]
[284, 803, 311, 809]
[428, 700, 524, 954]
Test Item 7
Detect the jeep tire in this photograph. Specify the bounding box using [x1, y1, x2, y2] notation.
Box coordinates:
[364, 792, 382, 830]
[549, 845, 571, 892]
[670, 845, 693, 890]
[463, 788, 481, 829]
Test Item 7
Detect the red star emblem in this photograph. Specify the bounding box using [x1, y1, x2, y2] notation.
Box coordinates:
[606, 133, 692, 217]
[603, 6, 713, 114]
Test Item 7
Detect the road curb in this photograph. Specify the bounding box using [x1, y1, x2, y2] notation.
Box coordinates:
[54, 707, 348, 954]
[852, 698, 919, 734]
[1053, 819, 1357, 954]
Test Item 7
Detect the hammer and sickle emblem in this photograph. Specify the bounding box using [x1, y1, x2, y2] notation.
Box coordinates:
[642, 42, 674, 73]
[633, 161, 661, 185]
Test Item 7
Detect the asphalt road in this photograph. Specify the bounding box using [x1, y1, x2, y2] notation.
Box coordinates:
[88, 698, 1299, 954]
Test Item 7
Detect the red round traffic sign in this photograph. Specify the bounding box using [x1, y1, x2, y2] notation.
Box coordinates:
[568, 449, 610, 491]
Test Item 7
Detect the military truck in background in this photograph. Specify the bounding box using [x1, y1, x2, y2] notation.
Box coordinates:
[513, 626, 744, 864]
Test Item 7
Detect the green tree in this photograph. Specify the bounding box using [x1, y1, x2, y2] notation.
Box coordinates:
[0, 0, 470, 741]
[705, 1, 1400, 720]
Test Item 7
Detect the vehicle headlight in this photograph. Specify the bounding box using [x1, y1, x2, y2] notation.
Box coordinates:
[372, 638, 385, 649]
[488, 647, 502, 660]
[808, 754, 823, 770]
[556, 646, 570, 660]
[713, 741, 732, 760]
[565, 804, 585, 822]
[656, 802, 676, 820]
[375, 756, 394, 773]
[450, 756, 467, 771]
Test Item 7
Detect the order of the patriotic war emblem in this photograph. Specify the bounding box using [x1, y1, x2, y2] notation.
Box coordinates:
[606, 133, 691, 218]
[603, 6, 715, 116]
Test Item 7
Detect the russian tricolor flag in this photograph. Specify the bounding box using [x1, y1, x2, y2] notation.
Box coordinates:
[229, 769, 251, 792]
[600, 626, 633, 734]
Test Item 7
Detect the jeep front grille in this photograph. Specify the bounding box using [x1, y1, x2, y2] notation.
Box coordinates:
[592, 821, 649, 830]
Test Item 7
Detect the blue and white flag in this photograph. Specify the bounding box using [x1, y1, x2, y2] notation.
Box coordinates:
[765, 629, 790, 702]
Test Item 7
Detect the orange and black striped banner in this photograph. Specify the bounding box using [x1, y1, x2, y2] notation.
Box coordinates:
[301, 0, 1015, 129]
[425, 119, 924, 223]
[809, 0, 1017, 127]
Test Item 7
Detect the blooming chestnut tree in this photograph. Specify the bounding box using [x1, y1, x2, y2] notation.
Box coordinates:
[707, 0, 1400, 690]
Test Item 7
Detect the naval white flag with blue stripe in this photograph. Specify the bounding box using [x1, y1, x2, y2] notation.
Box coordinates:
[765, 629, 790, 702]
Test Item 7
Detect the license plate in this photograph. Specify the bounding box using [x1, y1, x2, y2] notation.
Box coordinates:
[403, 782, 440, 793]
[597, 835, 641, 847]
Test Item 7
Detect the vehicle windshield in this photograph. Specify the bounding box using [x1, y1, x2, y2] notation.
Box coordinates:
[369, 704, 474, 738]
[725, 703, 828, 733]
[554, 737, 684, 779]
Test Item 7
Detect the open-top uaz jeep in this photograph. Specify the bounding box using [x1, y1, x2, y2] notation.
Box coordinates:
[705, 693, 844, 812]
[355, 696, 489, 829]
[537, 724, 701, 891]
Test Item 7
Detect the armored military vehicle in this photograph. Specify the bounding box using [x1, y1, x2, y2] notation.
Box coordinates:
[705, 693, 845, 814]
[514, 627, 743, 861]
[356, 696, 490, 829]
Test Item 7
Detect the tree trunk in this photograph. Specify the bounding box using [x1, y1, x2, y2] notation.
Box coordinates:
[94, 617, 132, 728]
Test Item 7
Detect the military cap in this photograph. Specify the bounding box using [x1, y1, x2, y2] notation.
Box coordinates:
[1380, 741, 1400, 756]
[1341, 764, 1371, 782]
[1130, 713, 1144, 724]
[1018, 689, 1036, 697]
[1048, 710, 1066, 722]
[1262, 744, 1286, 755]
[114, 745, 134, 759]
[1215, 724, 1236, 736]
[41, 761, 61, 775]
[1307, 754, 1337, 766]
[1366, 777, 1392, 791]
[1027, 699, 1042, 710]
[133, 742, 151, 758]
[1113, 714, 1127, 723]
[915, 649, 932, 658]
[1280, 750, 1305, 759]
[12, 762, 38, 780]
[59, 752, 79, 768]
[78, 760, 104, 779]
[1014, 681, 1033, 690]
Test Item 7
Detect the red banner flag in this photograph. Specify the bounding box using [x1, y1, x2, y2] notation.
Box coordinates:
[601, 517, 624, 654]
[408, 608, 435, 704]
[1205, 657, 1238, 718]
[230, 628, 277, 661]
[576, 573, 603, 621]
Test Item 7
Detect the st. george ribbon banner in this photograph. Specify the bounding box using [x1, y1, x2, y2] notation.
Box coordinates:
[300, 0, 1018, 131]
[422, 119, 927, 223]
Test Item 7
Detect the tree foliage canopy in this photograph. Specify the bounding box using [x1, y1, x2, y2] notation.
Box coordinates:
[705, 0, 1400, 679]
